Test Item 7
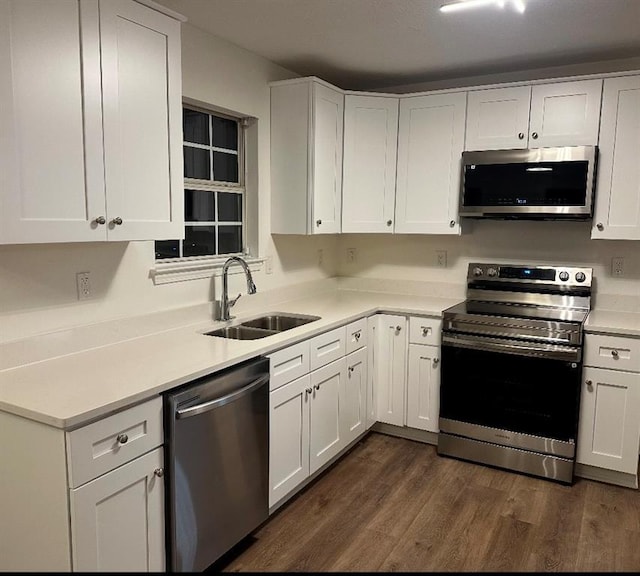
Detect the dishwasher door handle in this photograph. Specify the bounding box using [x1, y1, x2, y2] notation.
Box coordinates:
[175, 374, 269, 419]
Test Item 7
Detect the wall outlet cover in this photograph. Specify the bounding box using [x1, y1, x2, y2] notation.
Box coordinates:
[346, 248, 357, 263]
[76, 272, 91, 300]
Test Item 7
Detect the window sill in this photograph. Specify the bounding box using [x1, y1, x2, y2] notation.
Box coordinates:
[151, 256, 264, 285]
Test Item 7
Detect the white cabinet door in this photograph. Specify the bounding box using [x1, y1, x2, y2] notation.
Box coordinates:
[269, 374, 311, 507]
[342, 347, 367, 445]
[0, 0, 106, 243]
[591, 75, 640, 240]
[309, 358, 346, 474]
[100, 0, 183, 241]
[366, 316, 378, 430]
[342, 95, 398, 233]
[395, 92, 466, 234]
[465, 86, 531, 151]
[577, 367, 640, 475]
[406, 344, 440, 433]
[70, 447, 165, 572]
[311, 82, 344, 234]
[529, 79, 602, 147]
[375, 315, 407, 427]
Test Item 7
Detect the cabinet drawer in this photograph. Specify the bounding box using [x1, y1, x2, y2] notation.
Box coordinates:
[66, 396, 163, 488]
[346, 318, 367, 355]
[585, 334, 640, 373]
[269, 340, 311, 391]
[409, 316, 441, 346]
[309, 326, 347, 371]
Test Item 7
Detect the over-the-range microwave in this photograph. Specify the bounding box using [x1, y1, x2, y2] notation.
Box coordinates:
[459, 145, 598, 220]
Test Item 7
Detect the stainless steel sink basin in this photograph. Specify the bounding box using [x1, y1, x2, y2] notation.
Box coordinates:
[204, 325, 279, 340]
[204, 313, 321, 340]
[240, 313, 321, 331]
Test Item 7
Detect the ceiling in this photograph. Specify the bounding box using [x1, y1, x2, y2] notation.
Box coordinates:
[156, 0, 640, 90]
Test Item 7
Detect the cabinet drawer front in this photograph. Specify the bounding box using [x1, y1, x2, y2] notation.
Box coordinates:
[585, 334, 640, 372]
[66, 396, 163, 488]
[409, 316, 442, 346]
[269, 340, 311, 391]
[309, 326, 347, 371]
[346, 318, 367, 355]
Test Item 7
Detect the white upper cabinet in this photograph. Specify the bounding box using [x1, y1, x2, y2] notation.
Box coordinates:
[465, 79, 603, 151]
[271, 78, 344, 234]
[395, 92, 466, 234]
[591, 75, 640, 240]
[0, 0, 183, 244]
[342, 94, 399, 233]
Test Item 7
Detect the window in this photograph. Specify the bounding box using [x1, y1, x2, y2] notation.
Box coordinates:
[155, 106, 245, 260]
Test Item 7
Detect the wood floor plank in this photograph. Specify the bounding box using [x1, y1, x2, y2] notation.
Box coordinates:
[218, 432, 640, 573]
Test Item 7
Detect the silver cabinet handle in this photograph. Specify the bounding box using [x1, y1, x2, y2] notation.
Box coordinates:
[117, 433, 128, 445]
[532, 132, 538, 139]
[354, 331, 361, 341]
[422, 327, 429, 337]
[518, 132, 525, 140]
[387, 219, 392, 226]
[94, 216, 106, 225]
[111, 217, 123, 226]
[305, 387, 312, 397]
[586, 379, 593, 389]
[314, 384, 320, 391]
[449, 220, 455, 227]
[611, 350, 619, 359]
[596, 223, 604, 231]
[348, 365, 355, 374]
[395, 325, 402, 332]
[433, 358, 440, 366]
[316, 219, 322, 227]
[154, 468, 164, 478]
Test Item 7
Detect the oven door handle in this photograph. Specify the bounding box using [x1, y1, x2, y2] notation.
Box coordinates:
[442, 333, 581, 362]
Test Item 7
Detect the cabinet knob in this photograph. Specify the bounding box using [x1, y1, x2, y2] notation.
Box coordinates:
[422, 327, 430, 337]
[354, 331, 361, 341]
[387, 219, 392, 226]
[154, 468, 164, 478]
[518, 132, 525, 140]
[117, 433, 128, 445]
[596, 222, 604, 231]
[305, 387, 312, 395]
[316, 219, 322, 227]
[449, 220, 455, 227]
[314, 384, 320, 391]
[111, 217, 123, 226]
[395, 325, 402, 332]
[93, 216, 106, 225]
[348, 365, 354, 376]
[433, 358, 440, 366]
[611, 349, 619, 359]
[586, 379, 593, 389]
[531, 132, 538, 139]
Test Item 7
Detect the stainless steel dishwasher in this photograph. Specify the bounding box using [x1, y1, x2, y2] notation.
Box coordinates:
[164, 356, 269, 572]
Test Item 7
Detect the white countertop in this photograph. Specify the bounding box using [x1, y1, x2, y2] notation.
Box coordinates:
[2, 286, 637, 431]
[0, 290, 460, 430]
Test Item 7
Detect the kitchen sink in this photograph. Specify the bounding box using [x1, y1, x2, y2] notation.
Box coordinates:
[204, 313, 321, 340]
[204, 325, 279, 340]
[240, 313, 321, 331]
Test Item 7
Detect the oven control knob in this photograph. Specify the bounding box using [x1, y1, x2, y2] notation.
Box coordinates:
[487, 267, 497, 277]
[559, 271, 570, 281]
[575, 271, 586, 283]
[473, 267, 484, 277]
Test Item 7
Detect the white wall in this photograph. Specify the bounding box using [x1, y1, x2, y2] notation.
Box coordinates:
[337, 221, 640, 310]
[0, 22, 336, 343]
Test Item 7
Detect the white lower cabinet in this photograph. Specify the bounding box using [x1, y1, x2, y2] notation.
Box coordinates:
[374, 315, 408, 426]
[406, 344, 440, 433]
[342, 347, 368, 445]
[70, 447, 165, 572]
[577, 366, 640, 475]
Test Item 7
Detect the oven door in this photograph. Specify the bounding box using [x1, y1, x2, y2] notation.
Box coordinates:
[440, 333, 582, 449]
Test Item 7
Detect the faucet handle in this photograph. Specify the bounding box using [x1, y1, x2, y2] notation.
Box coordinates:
[229, 293, 242, 308]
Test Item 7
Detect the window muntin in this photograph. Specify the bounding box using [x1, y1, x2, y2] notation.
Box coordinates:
[155, 106, 244, 260]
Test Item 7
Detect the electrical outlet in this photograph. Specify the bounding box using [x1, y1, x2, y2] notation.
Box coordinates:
[346, 248, 357, 264]
[612, 257, 624, 277]
[318, 249, 324, 265]
[265, 256, 273, 275]
[76, 272, 91, 300]
[436, 250, 447, 268]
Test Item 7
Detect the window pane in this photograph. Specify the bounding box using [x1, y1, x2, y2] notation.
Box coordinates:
[183, 109, 209, 145]
[212, 116, 238, 151]
[185, 190, 215, 222]
[155, 240, 180, 259]
[184, 226, 216, 257]
[218, 225, 242, 254]
[184, 147, 210, 180]
[213, 151, 238, 183]
[218, 192, 242, 222]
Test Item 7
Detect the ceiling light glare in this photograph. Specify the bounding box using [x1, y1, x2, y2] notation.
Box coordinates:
[512, 0, 526, 13]
[440, 0, 526, 13]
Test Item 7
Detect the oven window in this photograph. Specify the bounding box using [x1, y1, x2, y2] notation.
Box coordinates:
[440, 344, 582, 442]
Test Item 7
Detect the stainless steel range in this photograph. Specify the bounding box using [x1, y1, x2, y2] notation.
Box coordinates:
[437, 262, 593, 484]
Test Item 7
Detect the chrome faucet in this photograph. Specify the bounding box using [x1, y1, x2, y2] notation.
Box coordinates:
[220, 256, 257, 321]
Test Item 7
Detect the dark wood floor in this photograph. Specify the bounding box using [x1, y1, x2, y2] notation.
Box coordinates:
[218, 432, 640, 572]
